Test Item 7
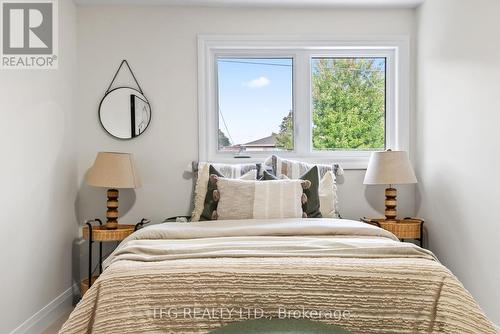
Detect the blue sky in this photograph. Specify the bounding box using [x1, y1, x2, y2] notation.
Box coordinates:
[217, 58, 293, 145]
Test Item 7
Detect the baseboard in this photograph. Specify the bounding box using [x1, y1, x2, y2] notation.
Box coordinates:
[9, 284, 76, 334]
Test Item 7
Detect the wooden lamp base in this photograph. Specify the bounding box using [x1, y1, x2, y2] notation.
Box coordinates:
[106, 188, 119, 229]
[384, 187, 397, 222]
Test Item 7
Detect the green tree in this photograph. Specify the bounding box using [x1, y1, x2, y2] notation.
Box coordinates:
[218, 129, 231, 148]
[275, 110, 294, 150]
[277, 58, 385, 150]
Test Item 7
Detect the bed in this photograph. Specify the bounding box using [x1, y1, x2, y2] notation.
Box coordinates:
[59, 218, 495, 333]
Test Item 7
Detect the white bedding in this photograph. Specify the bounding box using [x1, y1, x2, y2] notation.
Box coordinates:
[103, 218, 436, 267]
[60, 218, 496, 334]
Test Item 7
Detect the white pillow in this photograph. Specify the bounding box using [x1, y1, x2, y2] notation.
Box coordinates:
[265, 154, 340, 218]
[264, 155, 343, 179]
[191, 163, 257, 221]
[215, 178, 305, 220]
[318, 171, 338, 218]
[277, 170, 338, 218]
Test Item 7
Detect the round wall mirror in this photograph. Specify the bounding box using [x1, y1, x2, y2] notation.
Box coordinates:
[99, 87, 152, 139]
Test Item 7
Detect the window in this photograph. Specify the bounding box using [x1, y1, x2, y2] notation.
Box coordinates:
[311, 57, 386, 151]
[198, 36, 409, 168]
[217, 58, 294, 152]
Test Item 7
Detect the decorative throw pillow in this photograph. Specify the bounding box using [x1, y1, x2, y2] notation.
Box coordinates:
[265, 155, 343, 179]
[191, 162, 257, 221]
[213, 177, 307, 220]
[210, 162, 262, 179]
[260, 167, 322, 218]
[263, 155, 341, 218]
[318, 171, 337, 218]
[259, 169, 288, 180]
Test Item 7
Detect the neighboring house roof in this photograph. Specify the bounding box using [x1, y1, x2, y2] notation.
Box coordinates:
[243, 133, 277, 147]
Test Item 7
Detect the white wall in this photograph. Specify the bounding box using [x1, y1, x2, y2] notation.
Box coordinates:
[4, 1, 500, 330]
[0, 0, 78, 332]
[416, 0, 500, 325]
[76, 6, 417, 227]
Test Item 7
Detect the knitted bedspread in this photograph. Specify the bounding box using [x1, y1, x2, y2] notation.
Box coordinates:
[60, 219, 495, 333]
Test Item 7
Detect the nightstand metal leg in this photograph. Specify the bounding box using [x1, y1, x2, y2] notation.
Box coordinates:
[86, 222, 93, 289]
[82, 219, 142, 296]
[420, 226, 424, 247]
[99, 242, 102, 274]
[96, 219, 103, 275]
[85, 219, 103, 290]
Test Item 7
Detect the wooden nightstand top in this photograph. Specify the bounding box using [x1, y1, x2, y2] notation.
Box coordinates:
[82, 224, 135, 241]
[361, 217, 424, 244]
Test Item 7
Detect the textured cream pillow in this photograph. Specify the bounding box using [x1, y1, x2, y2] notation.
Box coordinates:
[264, 155, 340, 218]
[191, 163, 257, 221]
[277, 170, 338, 218]
[214, 178, 306, 220]
[318, 171, 338, 218]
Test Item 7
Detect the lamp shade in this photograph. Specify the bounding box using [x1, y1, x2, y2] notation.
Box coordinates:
[86, 152, 141, 189]
[364, 150, 417, 185]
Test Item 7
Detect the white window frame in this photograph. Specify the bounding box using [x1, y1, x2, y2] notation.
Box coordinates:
[198, 35, 410, 169]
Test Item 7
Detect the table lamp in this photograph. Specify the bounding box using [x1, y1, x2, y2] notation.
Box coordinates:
[363, 150, 417, 222]
[86, 152, 141, 229]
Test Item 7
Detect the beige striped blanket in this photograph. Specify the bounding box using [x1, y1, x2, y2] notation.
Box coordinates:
[60, 219, 495, 333]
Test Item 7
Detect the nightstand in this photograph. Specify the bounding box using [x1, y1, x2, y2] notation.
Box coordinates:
[361, 217, 424, 247]
[81, 218, 150, 296]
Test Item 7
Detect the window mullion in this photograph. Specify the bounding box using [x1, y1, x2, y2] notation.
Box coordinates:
[294, 51, 311, 157]
[385, 52, 396, 150]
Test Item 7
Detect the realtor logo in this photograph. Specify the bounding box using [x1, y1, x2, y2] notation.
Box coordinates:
[1, 0, 58, 69]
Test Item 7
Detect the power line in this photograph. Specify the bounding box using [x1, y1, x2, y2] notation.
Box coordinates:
[219, 60, 292, 67]
[219, 107, 234, 145]
[219, 59, 385, 72]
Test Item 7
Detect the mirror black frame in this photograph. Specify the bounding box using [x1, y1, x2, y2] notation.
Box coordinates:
[99, 60, 152, 140]
[98, 86, 152, 140]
